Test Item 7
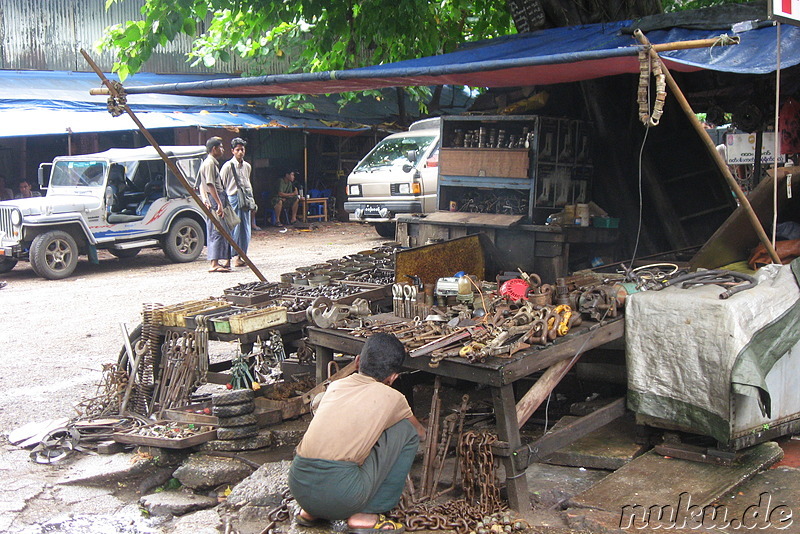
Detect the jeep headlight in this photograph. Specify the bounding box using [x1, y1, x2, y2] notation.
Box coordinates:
[10, 209, 22, 226]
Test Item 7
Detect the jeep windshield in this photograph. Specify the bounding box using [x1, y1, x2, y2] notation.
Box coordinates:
[354, 135, 437, 172]
[50, 161, 107, 187]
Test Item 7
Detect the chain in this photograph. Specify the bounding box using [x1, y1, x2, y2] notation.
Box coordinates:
[76, 363, 128, 418]
[393, 430, 506, 533]
[257, 488, 294, 534]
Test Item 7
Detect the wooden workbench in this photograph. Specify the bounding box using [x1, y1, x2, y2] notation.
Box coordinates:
[306, 316, 625, 510]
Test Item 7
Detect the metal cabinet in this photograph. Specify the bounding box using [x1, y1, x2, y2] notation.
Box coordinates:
[437, 115, 593, 224]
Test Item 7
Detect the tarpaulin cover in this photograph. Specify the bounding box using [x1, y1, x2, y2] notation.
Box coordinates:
[0, 70, 426, 137]
[118, 15, 800, 98]
[626, 258, 800, 443]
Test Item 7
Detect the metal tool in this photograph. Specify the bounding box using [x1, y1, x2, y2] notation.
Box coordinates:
[393, 283, 403, 317]
[403, 284, 418, 318]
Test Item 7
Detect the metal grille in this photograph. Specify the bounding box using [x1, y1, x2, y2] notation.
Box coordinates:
[0, 207, 14, 238]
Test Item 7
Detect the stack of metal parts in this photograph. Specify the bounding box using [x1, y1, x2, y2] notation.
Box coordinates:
[153, 330, 207, 413]
[128, 303, 164, 416]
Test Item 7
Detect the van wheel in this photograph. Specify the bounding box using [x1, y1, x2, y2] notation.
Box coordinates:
[373, 222, 396, 238]
[30, 230, 79, 280]
[0, 257, 17, 273]
[163, 217, 204, 263]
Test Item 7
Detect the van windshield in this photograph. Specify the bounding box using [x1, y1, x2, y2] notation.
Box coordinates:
[355, 135, 437, 171]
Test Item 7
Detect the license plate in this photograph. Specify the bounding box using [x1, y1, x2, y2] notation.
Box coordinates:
[363, 205, 381, 217]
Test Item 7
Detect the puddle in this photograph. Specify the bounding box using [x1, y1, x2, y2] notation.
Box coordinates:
[19, 510, 169, 534]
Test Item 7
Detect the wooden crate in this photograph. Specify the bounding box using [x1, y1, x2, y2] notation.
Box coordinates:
[161, 299, 226, 327]
[439, 148, 529, 179]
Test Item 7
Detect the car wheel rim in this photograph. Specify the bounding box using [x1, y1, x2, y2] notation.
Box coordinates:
[45, 238, 72, 272]
[177, 226, 198, 255]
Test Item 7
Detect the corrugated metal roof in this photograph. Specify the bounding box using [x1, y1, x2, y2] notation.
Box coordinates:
[0, 0, 288, 74]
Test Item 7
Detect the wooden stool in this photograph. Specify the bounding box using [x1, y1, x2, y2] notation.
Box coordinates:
[300, 197, 328, 222]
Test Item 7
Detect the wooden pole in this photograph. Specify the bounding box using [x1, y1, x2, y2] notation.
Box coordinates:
[80, 49, 267, 280]
[651, 37, 738, 53]
[515, 358, 576, 429]
[632, 30, 781, 265]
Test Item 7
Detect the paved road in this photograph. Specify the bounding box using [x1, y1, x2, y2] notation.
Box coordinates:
[0, 221, 384, 532]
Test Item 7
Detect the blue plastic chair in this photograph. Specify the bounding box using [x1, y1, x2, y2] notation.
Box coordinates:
[261, 191, 290, 226]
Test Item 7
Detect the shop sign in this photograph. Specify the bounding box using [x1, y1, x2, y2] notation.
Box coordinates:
[725, 132, 785, 164]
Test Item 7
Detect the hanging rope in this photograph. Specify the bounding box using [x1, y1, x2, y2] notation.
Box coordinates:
[637, 45, 666, 127]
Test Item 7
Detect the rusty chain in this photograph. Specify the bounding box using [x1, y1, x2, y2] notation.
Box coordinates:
[392, 430, 507, 534]
[257, 488, 295, 534]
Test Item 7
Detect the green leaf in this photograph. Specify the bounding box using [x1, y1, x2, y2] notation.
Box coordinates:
[126, 24, 141, 40]
[117, 64, 129, 81]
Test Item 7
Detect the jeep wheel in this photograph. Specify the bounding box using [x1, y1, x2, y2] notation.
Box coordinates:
[0, 257, 17, 273]
[163, 217, 203, 263]
[109, 248, 141, 259]
[373, 222, 396, 238]
[30, 230, 79, 280]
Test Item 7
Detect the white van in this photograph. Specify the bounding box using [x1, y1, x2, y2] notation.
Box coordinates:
[344, 117, 440, 237]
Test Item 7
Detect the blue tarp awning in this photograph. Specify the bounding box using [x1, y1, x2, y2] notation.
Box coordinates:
[116, 19, 800, 98]
[0, 70, 381, 137]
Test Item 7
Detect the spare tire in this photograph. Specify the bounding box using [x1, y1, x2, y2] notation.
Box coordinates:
[212, 388, 255, 406]
[212, 402, 255, 418]
[217, 413, 258, 427]
[216, 424, 259, 441]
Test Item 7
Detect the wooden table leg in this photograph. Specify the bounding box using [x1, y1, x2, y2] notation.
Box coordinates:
[315, 344, 333, 385]
[492, 384, 531, 511]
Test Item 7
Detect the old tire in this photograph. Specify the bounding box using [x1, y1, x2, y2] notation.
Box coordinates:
[217, 413, 258, 427]
[30, 230, 79, 280]
[109, 248, 141, 259]
[163, 217, 204, 263]
[212, 402, 255, 418]
[216, 424, 258, 441]
[212, 388, 255, 406]
[0, 257, 17, 273]
[373, 222, 396, 238]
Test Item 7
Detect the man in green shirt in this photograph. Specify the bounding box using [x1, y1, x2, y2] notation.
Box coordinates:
[272, 170, 300, 226]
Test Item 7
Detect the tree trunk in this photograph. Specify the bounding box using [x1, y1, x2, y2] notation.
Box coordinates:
[508, 0, 662, 32]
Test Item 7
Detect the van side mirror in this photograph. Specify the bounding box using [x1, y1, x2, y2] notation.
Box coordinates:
[406, 150, 418, 163]
[402, 163, 413, 173]
[38, 163, 52, 189]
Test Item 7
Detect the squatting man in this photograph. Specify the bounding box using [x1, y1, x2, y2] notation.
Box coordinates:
[289, 333, 427, 533]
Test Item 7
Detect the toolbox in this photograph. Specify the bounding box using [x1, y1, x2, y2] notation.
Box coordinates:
[228, 306, 288, 334]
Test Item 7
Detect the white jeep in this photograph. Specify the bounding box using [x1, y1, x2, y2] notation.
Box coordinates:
[0, 146, 207, 280]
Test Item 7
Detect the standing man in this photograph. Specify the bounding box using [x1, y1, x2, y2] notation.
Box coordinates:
[272, 170, 300, 226]
[198, 137, 231, 272]
[220, 137, 254, 267]
[15, 180, 41, 199]
[289, 333, 426, 533]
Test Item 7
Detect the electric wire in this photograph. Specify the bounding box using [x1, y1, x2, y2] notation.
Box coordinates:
[630, 106, 652, 269]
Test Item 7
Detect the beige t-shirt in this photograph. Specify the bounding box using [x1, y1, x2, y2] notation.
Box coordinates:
[296, 373, 413, 465]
